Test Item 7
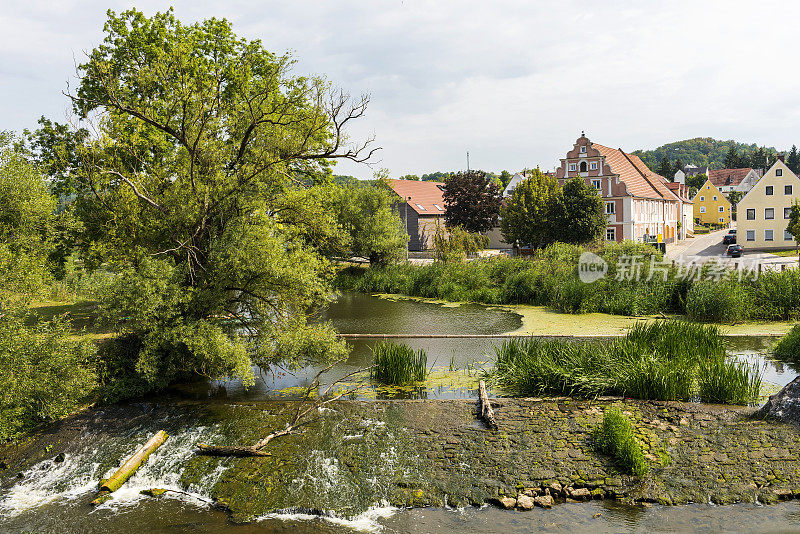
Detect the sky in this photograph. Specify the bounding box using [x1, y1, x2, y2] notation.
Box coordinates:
[2, 1, 799, 179]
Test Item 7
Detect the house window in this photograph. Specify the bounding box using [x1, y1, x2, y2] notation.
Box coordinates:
[786, 230, 794, 241]
[766, 185, 774, 195]
[592, 179, 601, 190]
[590, 162, 598, 170]
[786, 185, 793, 195]
[746, 208, 755, 220]
[569, 163, 576, 171]
[765, 229, 774, 241]
[415, 203, 426, 211]
[713, 196, 717, 201]
[580, 146, 586, 153]
[605, 201, 615, 214]
[700, 196, 705, 201]
[746, 230, 755, 241]
[606, 227, 616, 241]
[777, 169, 783, 177]
[700, 206, 706, 213]
[719, 218, 724, 223]
[765, 208, 774, 219]
[785, 207, 792, 219]
[718, 206, 724, 212]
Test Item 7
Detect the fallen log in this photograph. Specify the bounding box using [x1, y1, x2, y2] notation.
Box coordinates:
[195, 444, 272, 457]
[92, 430, 168, 505]
[478, 380, 498, 430]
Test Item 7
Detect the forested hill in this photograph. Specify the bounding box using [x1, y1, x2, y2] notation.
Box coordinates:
[632, 138, 780, 171]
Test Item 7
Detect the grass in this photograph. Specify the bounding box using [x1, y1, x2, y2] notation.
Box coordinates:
[593, 407, 648, 477]
[370, 341, 428, 385]
[490, 320, 762, 405]
[769, 249, 800, 258]
[773, 324, 800, 363]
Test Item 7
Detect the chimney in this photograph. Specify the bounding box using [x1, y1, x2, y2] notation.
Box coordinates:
[778, 154, 786, 163]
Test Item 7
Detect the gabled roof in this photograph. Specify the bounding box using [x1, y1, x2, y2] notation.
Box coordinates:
[386, 178, 446, 215]
[691, 178, 729, 204]
[708, 168, 754, 188]
[592, 144, 679, 201]
[665, 182, 693, 203]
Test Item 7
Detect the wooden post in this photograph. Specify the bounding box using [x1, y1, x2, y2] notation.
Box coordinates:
[478, 380, 498, 430]
[92, 430, 168, 504]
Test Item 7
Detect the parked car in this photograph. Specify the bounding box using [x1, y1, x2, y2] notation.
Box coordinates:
[723, 229, 737, 245]
[726, 244, 743, 257]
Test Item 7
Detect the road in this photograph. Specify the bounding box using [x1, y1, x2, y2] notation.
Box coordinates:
[666, 227, 799, 270]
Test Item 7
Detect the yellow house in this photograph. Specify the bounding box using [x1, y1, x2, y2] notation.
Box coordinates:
[692, 179, 731, 226]
[737, 159, 800, 250]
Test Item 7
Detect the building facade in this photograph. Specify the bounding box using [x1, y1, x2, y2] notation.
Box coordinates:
[386, 178, 447, 251]
[708, 167, 761, 194]
[692, 179, 731, 226]
[737, 159, 800, 250]
[555, 134, 681, 244]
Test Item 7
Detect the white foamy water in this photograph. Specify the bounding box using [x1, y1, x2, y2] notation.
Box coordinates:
[0, 425, 220, 518]
[258, 502, 398, 533]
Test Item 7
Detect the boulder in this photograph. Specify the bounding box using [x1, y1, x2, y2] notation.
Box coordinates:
[756, 376, 800, 423]
[547, 481, 563, 496]
[534, 494, 554, 509]
[516, 494, 535, 510]
[498, 496, 517, 510]
[571, 487, 592, 501]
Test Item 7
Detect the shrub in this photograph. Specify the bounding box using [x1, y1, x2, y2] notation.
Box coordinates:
[0, 315, 97, 442]
[773, 324, 800, 363]
[371, 341, 427, 385]
[593, 407, 648, 477]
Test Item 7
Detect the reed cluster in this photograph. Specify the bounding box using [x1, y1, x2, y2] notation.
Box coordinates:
[491, 320, 761, 405]
[593, 407, 648, 477]
[371, 341, 428, 385]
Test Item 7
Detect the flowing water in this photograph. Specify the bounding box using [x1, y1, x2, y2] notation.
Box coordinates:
[2, 292, 800, 533]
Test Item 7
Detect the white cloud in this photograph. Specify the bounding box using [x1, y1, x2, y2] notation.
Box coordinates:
[2, 0, 800, 176]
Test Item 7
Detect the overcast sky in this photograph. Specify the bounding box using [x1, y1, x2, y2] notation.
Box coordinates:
[2, 1, 799, 178]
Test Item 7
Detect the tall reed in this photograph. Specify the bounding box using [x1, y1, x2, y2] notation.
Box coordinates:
[371, 341, 428, 385]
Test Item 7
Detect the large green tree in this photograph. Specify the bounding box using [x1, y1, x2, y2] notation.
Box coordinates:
[443, 170, 502, 233]
[788, 145, 800, 174]
[64, 9, 379, 392]
[554, 177, 606, 245]
[500, 169, 559, 247]
[658, 155, 672, 178]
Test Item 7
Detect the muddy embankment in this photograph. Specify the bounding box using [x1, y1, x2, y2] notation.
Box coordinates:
[3, 397, 800, 522]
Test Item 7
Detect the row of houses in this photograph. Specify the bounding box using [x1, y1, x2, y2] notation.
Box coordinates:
[385, 133, 800, 252]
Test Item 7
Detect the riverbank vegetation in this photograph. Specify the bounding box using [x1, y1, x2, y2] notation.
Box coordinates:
[593, 407, 648, 477]
[337, 241, 800, 322]
[490, 321, 761, 405]
[371, 341, 428, 385]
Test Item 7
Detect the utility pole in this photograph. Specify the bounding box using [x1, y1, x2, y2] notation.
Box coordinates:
[466, 151, 470, 172]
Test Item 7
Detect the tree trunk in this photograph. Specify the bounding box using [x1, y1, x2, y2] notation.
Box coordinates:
[92, 430, 168, 505]
[478, 380, 498, 430]
[195, 444, 271, 457]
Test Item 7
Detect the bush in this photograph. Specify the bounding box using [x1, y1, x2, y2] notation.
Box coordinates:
[593, 407, 648, 477]
[773, 325, 800, 363]
[371, 341, 427, 385]
[0, 315, 97, 442]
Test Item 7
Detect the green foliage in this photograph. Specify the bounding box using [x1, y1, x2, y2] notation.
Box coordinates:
[789, 145, 800, 174]
[442, 170, 502, 234]
[0, 314, 97, 442]
[773, 324, 800, 363]
[593, 407, 648, 477]
[433, 224, 488, 263]
[500, 168, 560, 247]
[786, 201, 800, 250]
[632, 138, 779, 172]
[371, 341, 427, 385]
[491, 320, 760, 405]
[658, 155, 672, 179]
[555, 177, 606, 245]
[685, 281, 748, 323]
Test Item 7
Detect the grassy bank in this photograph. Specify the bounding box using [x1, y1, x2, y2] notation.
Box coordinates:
[336, 242, 800, 322]
[489, 321, 761, 405]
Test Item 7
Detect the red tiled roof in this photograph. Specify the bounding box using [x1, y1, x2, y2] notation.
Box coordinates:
[665, 182, 693, 202]
[708, 168, 753, 188]
[386, 178, 447, 215]
[592, 144, 679, 201]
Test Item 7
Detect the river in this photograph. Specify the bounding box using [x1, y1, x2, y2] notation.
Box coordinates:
[2, 292, 800, 533]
